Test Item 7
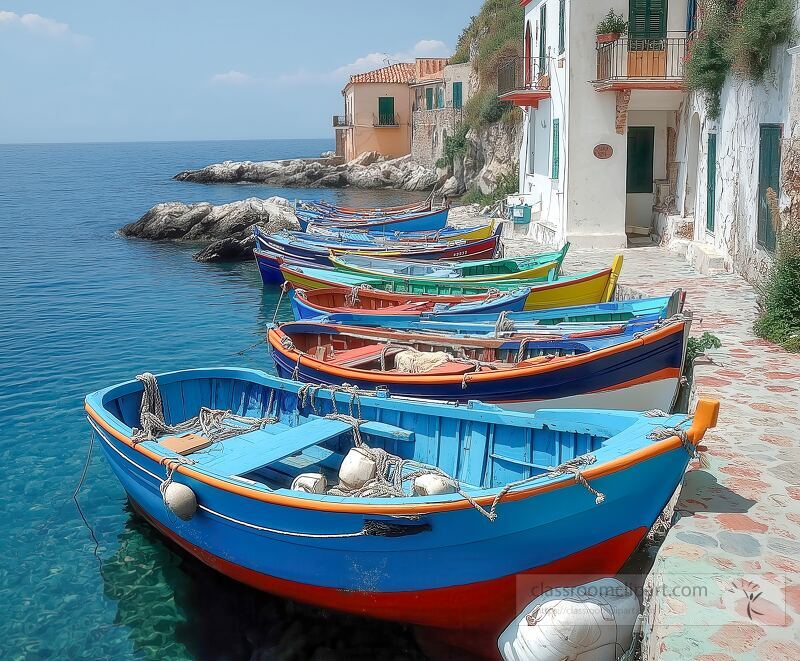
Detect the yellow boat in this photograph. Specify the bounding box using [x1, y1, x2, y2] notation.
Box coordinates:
[278, 255, 624, 311]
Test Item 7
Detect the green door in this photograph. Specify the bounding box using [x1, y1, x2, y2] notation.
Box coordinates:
[629, 0, 666, 39]
[378, 97, 395, 125]
[758, 124, 781, 251]
[453, 82, 463, 109]
[538, 5, 547, 74]
[425, 88, 433, 110]
[551, 119, 560, 179]
[706, 133, 716, 232]
[626, 126, 655, 193]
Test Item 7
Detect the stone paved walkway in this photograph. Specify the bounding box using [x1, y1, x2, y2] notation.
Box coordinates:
[529, 244, 800, 660]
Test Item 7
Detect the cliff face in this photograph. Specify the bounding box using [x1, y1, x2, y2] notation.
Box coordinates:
[440, 116, 522, 196]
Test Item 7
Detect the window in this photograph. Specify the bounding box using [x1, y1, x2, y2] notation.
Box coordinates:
[377, 97, 395, 126]
[551, 119, 560, 179]
[425, 88, 433, 110]
[538, 5, 547, 75]
[626, 126, 655, 193]
[758, 124, 782, 251]
[453, 82, 463, 109]
[706, 133, 716, 232]
[629, 0, 666, 40]
[436, 86, 444, 109]
[558, 0, 566, 54]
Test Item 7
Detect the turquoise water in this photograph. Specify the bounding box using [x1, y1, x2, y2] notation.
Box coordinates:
[0, 140, 424, 659]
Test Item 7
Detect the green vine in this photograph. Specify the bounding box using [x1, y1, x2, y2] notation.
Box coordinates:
[686, 0, 797, 118]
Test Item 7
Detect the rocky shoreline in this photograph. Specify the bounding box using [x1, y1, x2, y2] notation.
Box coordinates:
[119, 195, 498, 263]
[119, 197, 301, 262]
[175, 151, 440, 192]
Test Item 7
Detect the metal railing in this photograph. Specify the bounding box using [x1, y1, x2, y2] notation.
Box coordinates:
[332, 115, 351, 127]
[596, 34, 688, 82]
[373, 113, 400, 127]
[498, 57, 551, 96]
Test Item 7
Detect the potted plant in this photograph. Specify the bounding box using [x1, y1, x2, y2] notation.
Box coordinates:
[596, 10, 627, 44]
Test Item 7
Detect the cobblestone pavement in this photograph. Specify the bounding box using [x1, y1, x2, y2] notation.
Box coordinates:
[517, 241, 800, 660]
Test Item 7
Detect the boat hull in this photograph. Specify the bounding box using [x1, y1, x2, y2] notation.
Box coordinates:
[300, 208, 450, 233]
[90, 418, 686, 631]
[268, 320, 686, 412]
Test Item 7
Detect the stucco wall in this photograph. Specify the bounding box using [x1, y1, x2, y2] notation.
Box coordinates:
[672, 32, 798, 282]
[345, 82, 412, 160]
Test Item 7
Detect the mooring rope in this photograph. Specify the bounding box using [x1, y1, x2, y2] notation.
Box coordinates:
[131, 373, 278, 445]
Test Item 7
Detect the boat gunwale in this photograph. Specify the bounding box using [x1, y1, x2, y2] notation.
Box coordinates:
[84, 368, 718, 516]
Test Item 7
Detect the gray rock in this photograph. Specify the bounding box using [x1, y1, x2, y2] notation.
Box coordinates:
[174, 153, 438, 192]
[121, 196, 300, 261]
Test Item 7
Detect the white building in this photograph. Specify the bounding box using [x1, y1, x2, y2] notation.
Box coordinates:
[502, 0, 798, 278]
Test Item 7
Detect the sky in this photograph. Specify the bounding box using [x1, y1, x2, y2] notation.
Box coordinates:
[0, 0, 483, 143]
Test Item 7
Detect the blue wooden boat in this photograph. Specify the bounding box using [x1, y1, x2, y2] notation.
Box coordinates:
[268, 317, 690, 412]
[297, 196, 432, 216]
[254, 249, 318, 285]
[308, 220, 496, 243]
[85, 367, 718, 631]
[297, 207, 449, 233]
[254, 224, 502, 266]
[291, 288, 684, 332]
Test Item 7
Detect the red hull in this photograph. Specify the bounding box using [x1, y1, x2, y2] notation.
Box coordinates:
[131, 499, 645, 632]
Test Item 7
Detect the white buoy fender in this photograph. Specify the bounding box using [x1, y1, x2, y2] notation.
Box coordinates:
[338, 447, 377, 490]
[291, 472, 328, 494]
[413, 474, 456, 496]
[498, 578, 640, 661]
[162, 482, 197, 521]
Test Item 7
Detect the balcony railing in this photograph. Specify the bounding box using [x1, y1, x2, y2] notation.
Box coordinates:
[498, 57, 551, 96]
[332, 115, 351, 127]
[596, 34, 688, 83]
[373, 113, 400, 127]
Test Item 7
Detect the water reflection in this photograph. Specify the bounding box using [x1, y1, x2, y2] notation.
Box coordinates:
[101, 504, 425, 660]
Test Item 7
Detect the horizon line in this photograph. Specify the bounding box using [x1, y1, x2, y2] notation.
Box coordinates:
[0, 137, 333, 147]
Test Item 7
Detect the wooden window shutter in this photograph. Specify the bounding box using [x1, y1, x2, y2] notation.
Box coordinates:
[558, 0, 566, 54]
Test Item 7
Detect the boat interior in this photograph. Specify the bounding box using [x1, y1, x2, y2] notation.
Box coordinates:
[104, 374, 618, 494]
[299, 288, 490, 313]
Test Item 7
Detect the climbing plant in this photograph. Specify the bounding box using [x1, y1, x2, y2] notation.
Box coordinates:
[686, 0, 798, 118]
[727, 0, 797, 80]
[685, 2, 732, 119]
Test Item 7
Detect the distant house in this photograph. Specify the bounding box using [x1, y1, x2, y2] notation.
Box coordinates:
[333, 62, 417, 162]
[411, 62, 473, 168]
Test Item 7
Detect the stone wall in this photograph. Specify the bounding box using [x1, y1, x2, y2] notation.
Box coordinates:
[411, 108, 463, 167]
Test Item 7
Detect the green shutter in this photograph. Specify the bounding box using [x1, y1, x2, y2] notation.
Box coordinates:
[551, 119, 560, 179]
[706, 133, 716, 232]
[425, 88, 433, 110]
[629, 0, 666, 39]
[626, 126, 655, 193]
[758, 124, 781, 251]
[378, 97, 395, 125]
[539, 5, 547, 74]
[453, 82, 463, 109]
[558, 0, 565, 54]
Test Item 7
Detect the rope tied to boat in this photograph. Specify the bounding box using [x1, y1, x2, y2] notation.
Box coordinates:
[495, 310, 514, 334]
[131, 373, 278, 445]
[647, 424, 696, 457]
[271, 281, 292, 325]
[633, 313, 686, 339]
[159, 455, 196, 501]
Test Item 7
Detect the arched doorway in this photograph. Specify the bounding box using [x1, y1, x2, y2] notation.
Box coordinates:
[684, 113, 700, 216]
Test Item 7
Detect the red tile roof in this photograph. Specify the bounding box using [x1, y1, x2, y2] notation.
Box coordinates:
[349, 62, 416, 85]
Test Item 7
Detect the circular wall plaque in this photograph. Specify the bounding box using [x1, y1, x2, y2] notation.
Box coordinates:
[593, 144, 613, 159]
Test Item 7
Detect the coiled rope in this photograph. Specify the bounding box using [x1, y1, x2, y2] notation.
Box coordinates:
[131, 373, 278, 445]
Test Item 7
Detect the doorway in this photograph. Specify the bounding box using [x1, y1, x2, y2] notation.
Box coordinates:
[626, 126, 656, 232]
[684, 113, 700, 216]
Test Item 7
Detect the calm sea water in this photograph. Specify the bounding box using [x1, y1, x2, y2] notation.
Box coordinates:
[0, 140, 425, 659]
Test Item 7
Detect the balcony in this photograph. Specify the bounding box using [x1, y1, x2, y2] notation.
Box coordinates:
[332, 115, 351, 128]
[373, 113, 400, 127]
[594, 33, 688, 92]
[497, 57, 551, 108]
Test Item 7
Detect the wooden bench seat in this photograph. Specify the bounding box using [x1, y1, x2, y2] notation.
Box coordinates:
[201, 418, 351, 477]
[328, 343, 403, 368]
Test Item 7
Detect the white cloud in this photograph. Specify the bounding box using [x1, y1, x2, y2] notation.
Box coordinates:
[211, 70, 255, 85]
[333, 40, 450, 78]
[213, 39, 452, 89]
[0, 10, 87, 44]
